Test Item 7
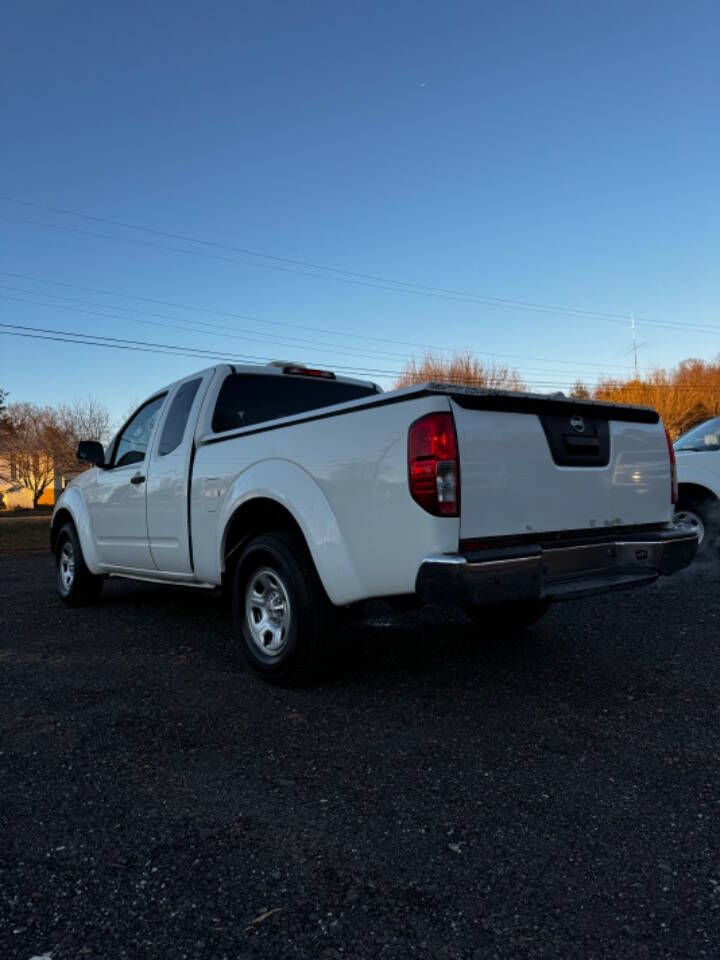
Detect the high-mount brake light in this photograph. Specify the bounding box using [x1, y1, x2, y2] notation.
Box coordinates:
[664, 425, 678, 504]
[283, 365, 336, 380]
[408, 412, 460, 517]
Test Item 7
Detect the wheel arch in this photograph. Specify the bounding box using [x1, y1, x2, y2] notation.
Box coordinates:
[214, 459, 366, 605]
[677, 481, 719, 505]
[222, 498, 307, 583]
[50, 488, 103, 573]
[50, 507, 74, 552]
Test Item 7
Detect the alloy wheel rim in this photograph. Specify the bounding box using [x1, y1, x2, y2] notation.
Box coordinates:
[59, 541, 75, 591]
[245, 566, 291, 656]
[673, 509, 705, 545]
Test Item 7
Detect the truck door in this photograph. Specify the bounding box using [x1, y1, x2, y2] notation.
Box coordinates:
[87, 394, 166, 570]
[145, 372, 212, 574]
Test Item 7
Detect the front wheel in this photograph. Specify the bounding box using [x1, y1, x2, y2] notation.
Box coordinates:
[55, 522, 104, 605]
[232, 532, 333, 685]
[464, 598, 551, 631]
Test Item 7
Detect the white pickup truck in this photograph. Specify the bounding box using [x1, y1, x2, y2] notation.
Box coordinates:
[673, 416, 720, 554]
[51, 361, 696, 683]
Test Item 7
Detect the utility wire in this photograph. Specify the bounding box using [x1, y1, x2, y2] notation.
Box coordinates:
[3, 214, 716, 338]
[0, 290, 645, 381]
[0, 319, 586, 384]
[0, 307, 397, 377]
[7, 213, 572, 310]
[0, 271, 644, 373]
[0, 269, 485, 353]
[0, 319, 270, 363]
[0, 329, 250, 363]
[0, 328, 600, 387]
[0, 310, 603, 382]
[0, 285, 415, 364]
[2, 321, 719, 390]
[0, 193, 651, 322]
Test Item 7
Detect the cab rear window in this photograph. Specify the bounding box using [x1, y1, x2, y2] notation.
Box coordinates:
[212, 374, 377, 433]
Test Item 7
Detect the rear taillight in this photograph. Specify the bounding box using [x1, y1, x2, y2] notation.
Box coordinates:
[408, 412, 460, 516]
[664, 425, 678, 504]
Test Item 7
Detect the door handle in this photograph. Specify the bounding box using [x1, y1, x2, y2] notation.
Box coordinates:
[130, 474, 146, 485]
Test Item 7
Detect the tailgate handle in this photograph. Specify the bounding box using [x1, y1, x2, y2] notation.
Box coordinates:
[563, 434, 600, 454]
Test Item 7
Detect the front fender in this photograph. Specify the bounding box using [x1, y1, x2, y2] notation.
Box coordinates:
[52, 486, 103, 574]
[676, 460, 720, 499]
[217, 459, 364, 605]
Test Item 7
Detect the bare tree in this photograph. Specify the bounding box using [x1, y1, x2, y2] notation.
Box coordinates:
[0, 396, 111, 507]
[569, 380, 591, 399]
[56, 396, 112, 470]
[0, 403, 65, 508]
[395, 351, 525, 391]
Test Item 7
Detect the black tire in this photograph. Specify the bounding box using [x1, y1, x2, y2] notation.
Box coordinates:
[674, 494, 720, 558]
[232, 532, 333, 685]
[55, 521, 104, 605]
[464, 598, 551, 631]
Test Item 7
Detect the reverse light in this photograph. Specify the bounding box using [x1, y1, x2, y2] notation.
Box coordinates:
[664, 425, 678, 504]
[408, 412, 460, 516]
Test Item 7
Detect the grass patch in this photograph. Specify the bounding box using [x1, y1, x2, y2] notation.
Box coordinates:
[0, 518, 50, 553]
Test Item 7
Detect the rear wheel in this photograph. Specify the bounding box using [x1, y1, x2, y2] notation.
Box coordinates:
[55, 522, 104, 605]
[232, 532, 333, 685]
[673, 494, 720, 557]
[464, 598, 551, 631]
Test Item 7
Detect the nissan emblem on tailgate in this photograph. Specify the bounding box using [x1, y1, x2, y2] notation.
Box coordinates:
[570, 415, 585, 433]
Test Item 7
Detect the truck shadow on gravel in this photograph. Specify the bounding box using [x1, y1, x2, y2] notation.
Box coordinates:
[78, 567, 712, 708]
[90, 577, 573, 689]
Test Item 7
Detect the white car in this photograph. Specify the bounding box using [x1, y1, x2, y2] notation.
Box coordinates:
[673, 417, 720, 554]
[51, 362, 696, 683]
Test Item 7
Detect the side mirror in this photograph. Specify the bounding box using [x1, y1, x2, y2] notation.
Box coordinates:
[76, 440, 106, 467]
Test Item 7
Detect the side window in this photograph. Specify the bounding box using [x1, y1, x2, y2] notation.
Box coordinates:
[157, 378, 201, 456]
[211, 374, 376, 432]
[112, 395, 166, 468]
[212, 375, 250, 432]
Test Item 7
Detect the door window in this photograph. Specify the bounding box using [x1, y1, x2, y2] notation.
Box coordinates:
[112, 395, 166, 468]
[157, 378, 202, 456]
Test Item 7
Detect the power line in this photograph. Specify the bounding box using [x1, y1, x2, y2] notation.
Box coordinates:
[0, 286, 414, 364]
[2, 320, 720, 390]
[1, 269, 458, 351]
[0, 328, 543, 387]
[0, 327, 590, 387]
[0, 310, 601, 382]
[0, 319, 582, 384]
[4, 212, 718, 340]
[0, 193, 649, 322]
[0, 329, 239, 362]
[7, 212, 570, 310]
[0, 319, 270, 363]
[0, 290, 647, 381]
[0, 309, 399, 377]
[0, 271, 644, 373]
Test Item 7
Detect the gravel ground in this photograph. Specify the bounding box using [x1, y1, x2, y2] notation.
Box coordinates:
[1, 552, 718, 960]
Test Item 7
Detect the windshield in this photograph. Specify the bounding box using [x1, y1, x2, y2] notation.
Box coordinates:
[674, 417, 720, 451]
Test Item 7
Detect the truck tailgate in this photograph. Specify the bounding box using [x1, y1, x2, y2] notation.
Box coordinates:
[451, 396, 671, 540]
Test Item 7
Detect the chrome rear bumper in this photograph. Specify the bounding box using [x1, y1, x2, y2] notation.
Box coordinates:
[415, 527, 697, 605]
